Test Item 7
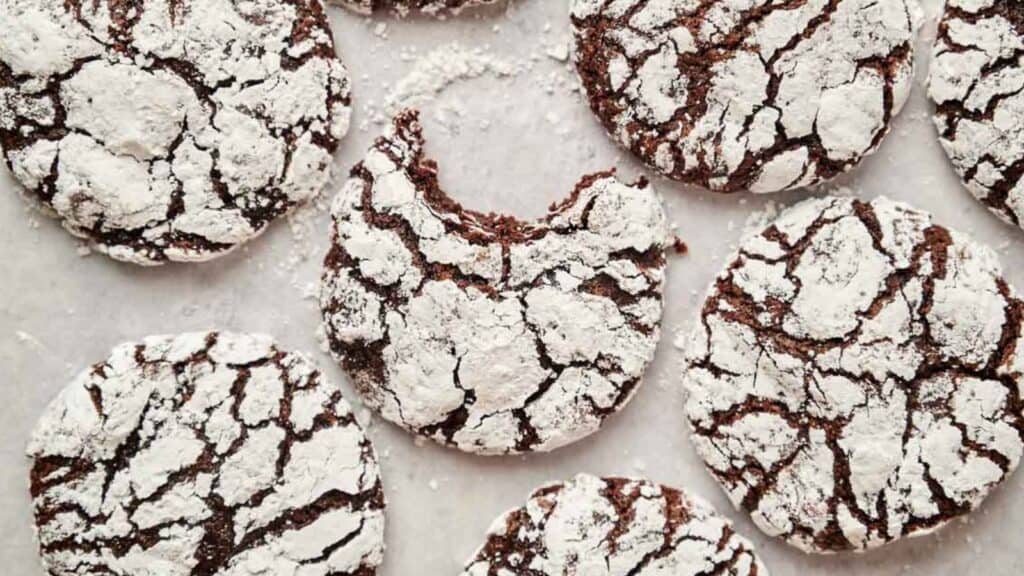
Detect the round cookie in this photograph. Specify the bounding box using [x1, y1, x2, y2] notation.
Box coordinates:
[930, 0, 1024, 229]
[0, 0, 351, 265]
[462, 474, 769, 575]
[337, 0, 495, 15]
[28, 332, 385, 576]
[682, 196, 1024, 553]
[570, 0, 922, 193]
[320, 109, 670, 455]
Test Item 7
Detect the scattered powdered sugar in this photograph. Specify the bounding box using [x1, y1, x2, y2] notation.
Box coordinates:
[28, 332, 386, 575]
[672, 328, 690, 353]
[929, 0, 1024, 229]
[0, 0, 351, 264]
[570, 0, 923, 193]
[14, 329, 47, 355]
[284, 198, 329, 267]
[462, 474, 768, 575]
[383, 43, 523, 115]
[320, 110, 671, 455]
[683, 196, 1024, 552]
[741, 201, 781, 239]
[545, 38, 571, 62]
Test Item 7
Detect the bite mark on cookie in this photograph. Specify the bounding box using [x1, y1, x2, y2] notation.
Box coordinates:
[320, 109, 670, 455]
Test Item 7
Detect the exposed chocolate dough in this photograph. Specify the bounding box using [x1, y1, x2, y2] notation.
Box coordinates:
[337, 0, 495, 15]
[0, 0, 351, 264]
[930, 0, 1024, 229]
[570, 0, 922, 193]
[28, 332, 386, 576]
[682, 196, 1024, 552]
[463, 474, 768, 575]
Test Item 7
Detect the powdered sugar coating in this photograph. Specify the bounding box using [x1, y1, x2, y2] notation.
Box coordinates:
[320, 110, 670, 455]
[462, 474, 768, 575]
[682, 196, 1024, 553]
[336, 0, 495, 15]
[28, 332, 385, 575]
[930, 0, 1024, 229]
[0, 0, 351, 264]
[571, 0, 922, 193]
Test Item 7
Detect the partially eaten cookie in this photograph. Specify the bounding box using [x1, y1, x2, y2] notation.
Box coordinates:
[320, 109, 671, 455]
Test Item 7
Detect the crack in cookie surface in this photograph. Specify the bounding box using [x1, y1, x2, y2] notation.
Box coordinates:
[930, 0, 1024, 229]
[319, 109, 670, 455]
[335, 0, 495, 15]
[0, 0, 351, 264]
[462, 474, 768, 575]
[682, 196, 1024, 553]
[28, 332, 385, 576]
[570, 0, 922, 193]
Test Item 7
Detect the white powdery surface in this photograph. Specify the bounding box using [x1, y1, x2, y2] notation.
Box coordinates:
[320, 110, 670, 455]
[570, 0, 923, 193]
[337, 0, 496, 16]
[383, 43, 522, 115]
[0, 0, 351, 264]
[683, 196, 1024, 553]
[461, 474, 768, 575]
[27, 332, 385, 576]
[930, 0, 1024, 229]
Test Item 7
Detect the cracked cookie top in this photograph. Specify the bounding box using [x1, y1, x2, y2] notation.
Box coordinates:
[462, 474, 768, 576]
[682, 196, 1024, 553]
[319, 110, 670, 455]
[0, 0, 351, 265]
[336, 0, 495, 15]
[930, 0, 1024, 230]
[570, 0, 922, 193]
[28, 332, 385, 576]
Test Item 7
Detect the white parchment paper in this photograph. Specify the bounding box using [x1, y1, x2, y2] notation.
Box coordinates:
[1, 1, 1022, 574]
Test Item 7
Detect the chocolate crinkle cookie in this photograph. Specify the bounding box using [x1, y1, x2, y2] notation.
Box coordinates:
[336, 0, 495, 16]
[0, 0, 351, 265]
[320, 109, 670, 455]
[570, 0, 922, 193]
[930, 0, 1024, 229]
[462, 474, 769, 575]
[682, 196, 1024, 553]
[28, 332, 386, 576]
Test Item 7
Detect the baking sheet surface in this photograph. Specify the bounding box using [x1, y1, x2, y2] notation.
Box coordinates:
[2, 1, 1022, 574]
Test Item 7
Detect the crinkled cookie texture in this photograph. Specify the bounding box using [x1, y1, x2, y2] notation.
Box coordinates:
[28, 332, 385, 576]
[336, 0, 495, 15]
[570, 0, 922, 193]
[930, 0, 1024, 229]
[320, 110, 670, 455]
[462, 474, 769, 576]
[0, 0, 351, 265]
[682, 196, 1024, 553]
